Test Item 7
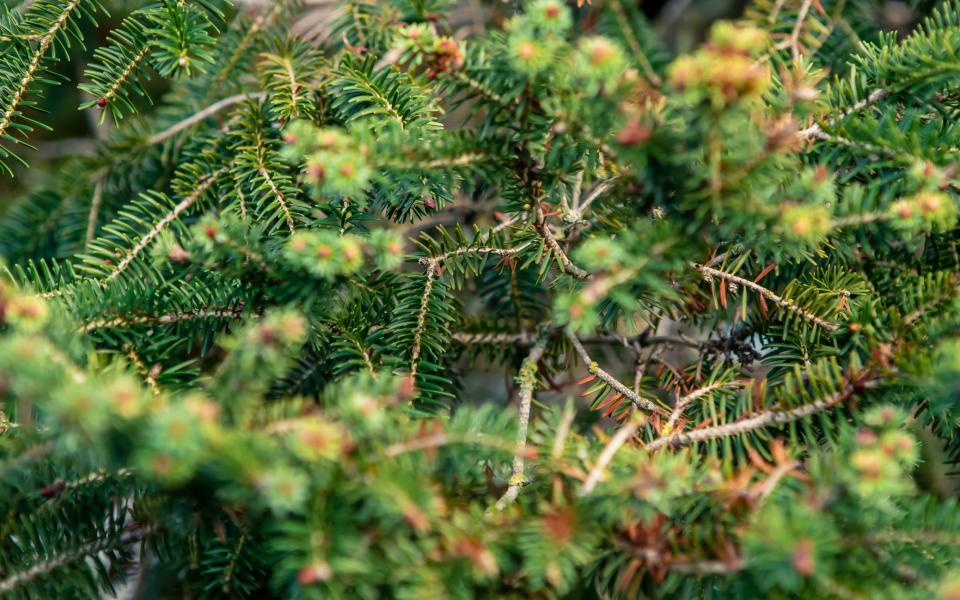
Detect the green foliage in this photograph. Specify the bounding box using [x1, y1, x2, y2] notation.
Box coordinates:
[2, 0, 960, 597]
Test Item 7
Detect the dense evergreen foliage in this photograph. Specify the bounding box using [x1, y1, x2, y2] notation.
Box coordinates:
[2, 0, 960, 597]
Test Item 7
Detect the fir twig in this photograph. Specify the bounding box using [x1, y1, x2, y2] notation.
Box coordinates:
[535, 206, 590, 280]
[566, 332, 666, 415]
[646, 378, 877, 451]
[0, 0, 83, 135]
[105, 169, 223, 282]
[693, 263, 839, 331]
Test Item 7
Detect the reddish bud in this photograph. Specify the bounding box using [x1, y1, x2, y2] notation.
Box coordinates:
[41, 479, 66, 498]
[297, 562, 332, 585]
[791, 539, 816, 576]
[616, 120, 652, 146]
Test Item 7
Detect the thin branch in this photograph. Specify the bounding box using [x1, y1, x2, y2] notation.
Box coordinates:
[608, 0, 661, 86]
[98, 45, 151, 110]
[788, 0, 815, 60]
[0, 528, 148, 594]
[146, 92, 267, 145]
[84, 174, 104, 249]
[493, 334, 549, 511]
[831, 213, 886, 228]
[453, 331, 537, 345]
[411, 244, 530, 378]
[566, 332, 666, 415]
[535, 206, 590, 280]
[40, 468, 134, 506]
[755, 460, 801, 504]
[79, 307, 246, 333]
[125, 345, 160, 396]
[380, 432, 517, 458]
[282, 57, 299, 117]
[409, 264, 438, 381]
[577, 178, 616, 215]
[797, 88, 890, 139]
[106, 170, 222, 283]
[259, 166, 295, 233]
[666, 380, 745, 430]
[0, 0, 83, 144]
[451, 71, 513, 107]
[694, 263, 839, 331]
[222, 533, 248, 593]
[417, 243, 530, 268]
[613, 540, 742, 575]
[645, 380, 872, 451]
[212, 5, 280, 88]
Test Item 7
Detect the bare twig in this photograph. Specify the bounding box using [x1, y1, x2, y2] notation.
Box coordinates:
[493, 334, 549, 511]
[755, 460, 801, 504]
[147, 92, 267, 145]
[84, 174, 104, 249]
[788, 0, 815, 60]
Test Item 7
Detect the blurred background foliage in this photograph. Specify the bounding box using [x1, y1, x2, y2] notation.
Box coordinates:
[0, 0, 940, 198]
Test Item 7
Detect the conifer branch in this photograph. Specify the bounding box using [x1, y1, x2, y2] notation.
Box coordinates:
[259, 166, 296, 232]
[350, 336, 378, 377]
[105, 170, 223, 282]
[3, 3, 958, 596]
[125, 345, 160, 395]
[409, 265, 437, 381]
[606, 0, 662, 86]
[535, 206, 591, 280]
[693, 263, 839, 330]
[646, 378, 876, 451]
[451, 71, 512, 107]
[212, 5, 279, 87]
[42, 468, 133, 501]
[410, 244, 528, 378]
[0, 528, 147, 594]
[797, 88, 891, 139]
[453, 331, 537, 345]
[222, 532, 247, 593]
[416, 244, 530, 267]
[566, 333, 666, 415]
[665, 380, 745, 430]
[0, 0, 83, 145]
